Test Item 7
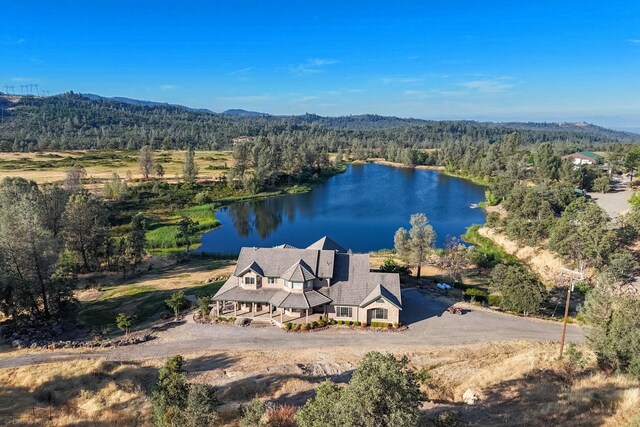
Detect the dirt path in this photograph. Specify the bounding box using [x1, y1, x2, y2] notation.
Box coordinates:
[0, 290, 583, 369]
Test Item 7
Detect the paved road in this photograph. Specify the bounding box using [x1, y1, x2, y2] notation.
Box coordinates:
[0, 289, 583, 368]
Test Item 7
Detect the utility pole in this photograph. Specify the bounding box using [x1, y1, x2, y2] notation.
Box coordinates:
[559, 281, 573, 356]
[558, 266, 583, 356]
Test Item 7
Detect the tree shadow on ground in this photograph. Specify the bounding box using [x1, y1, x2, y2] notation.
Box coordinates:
[426, 369, 632, 427]
[216, 368, 355, 407]
[1, 361, 156, 427]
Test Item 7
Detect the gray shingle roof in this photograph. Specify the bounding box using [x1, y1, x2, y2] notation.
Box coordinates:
[215, 237, 402, 310]
[280, 260, 316, 282]
[306, 236, 347, 253]
[212, 285, 280, 303]
[276, 290, 332, 309]
[360, 284, 402, 309]
[234, 246, 335, 278]
[236, 261, 264, 276]
[318, 254, 402, 308]
[274, 244, 298, 249]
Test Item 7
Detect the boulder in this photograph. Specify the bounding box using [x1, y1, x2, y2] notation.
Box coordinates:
[11, 339, 22, 348]
[462, 389, 480, 405]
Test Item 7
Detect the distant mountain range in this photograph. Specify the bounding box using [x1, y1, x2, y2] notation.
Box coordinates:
[74, 94, 638, 140]
[82, 93, 216, 114]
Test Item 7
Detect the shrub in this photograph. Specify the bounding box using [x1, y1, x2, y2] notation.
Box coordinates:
[464, 288, 487, 302]
[300, 323, 307, 331]
[305, 323, 311, 330]
[354, 321, 361, 327]
[370, 321, 391, 328]
[573, 281, 591, 295]
[197, 295, 210, 317]
[264, 404, 297, 427]
[284, 322, 292, 330]
[387, 323, 392, 328]
[337, 320, 344, 325]
[487, 294, 502, 307]
[347, 320, 353, 326]
[486, 211, 501, 227]
[393, 322, 399, 329]
[330, 319, 337, 325]
[312, 321, 319, 328]
[240, 398, 266, 427]
[379, 257, 411, 275]
[194, 191, 212, 204]
[294, 324, 301, 331]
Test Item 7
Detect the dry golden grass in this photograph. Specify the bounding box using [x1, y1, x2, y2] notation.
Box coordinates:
[0, 150, 234, 184]
[1, 342, 639, 426]
[0, 358, 156, 426]
[479, 226, 572, 284]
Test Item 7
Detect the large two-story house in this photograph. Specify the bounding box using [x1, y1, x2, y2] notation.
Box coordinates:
[211, 237, 402, 326]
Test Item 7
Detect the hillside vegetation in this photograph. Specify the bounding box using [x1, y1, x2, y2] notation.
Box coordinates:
[0, 93, 637, 152]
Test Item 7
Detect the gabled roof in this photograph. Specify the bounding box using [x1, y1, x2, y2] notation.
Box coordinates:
[234, 246, 335, 278]
[274, 244, 298, 249]
[281, 259, 316, 282]
[318, 253, 402, 307]
[360, 284, 402, 310]
[306, 236, 347, 253]
[236, 261, 264, 276]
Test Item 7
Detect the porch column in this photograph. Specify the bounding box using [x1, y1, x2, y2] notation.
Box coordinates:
[252, 302, 255, 318]
[269, 304, 273, 319]
[306, 309, 309, 324]
[234, 302, 237, 317]
[280, 308, 283, 324]
[216, 301, 220, 316]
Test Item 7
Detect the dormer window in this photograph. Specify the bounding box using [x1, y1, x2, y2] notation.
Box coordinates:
[284, 280, 303, 289]
[244, 277, 255, 285]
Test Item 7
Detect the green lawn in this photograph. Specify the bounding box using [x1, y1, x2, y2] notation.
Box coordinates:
[77, 279, 224, 329]
[146, 204, 221, 252]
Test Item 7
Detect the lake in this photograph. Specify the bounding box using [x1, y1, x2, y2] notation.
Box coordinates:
[198, 163, 486, 254]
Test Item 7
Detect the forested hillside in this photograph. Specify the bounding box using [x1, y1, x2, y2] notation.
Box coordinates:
[0, 93, 637, 152]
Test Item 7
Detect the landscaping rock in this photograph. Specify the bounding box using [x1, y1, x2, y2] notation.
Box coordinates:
[235, 317, 250, 327]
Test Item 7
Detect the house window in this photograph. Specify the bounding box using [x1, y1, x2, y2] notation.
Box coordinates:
[336, 306, 353, 318]
[372, 308, 388, 320]
[244, 277, 255, 285]
[292, 281, 303, 289]
[268, 277, 276, 284]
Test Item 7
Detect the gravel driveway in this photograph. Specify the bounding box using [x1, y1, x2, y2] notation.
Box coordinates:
[0, 289, 583, 369]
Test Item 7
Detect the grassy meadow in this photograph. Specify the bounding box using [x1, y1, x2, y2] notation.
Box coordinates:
[0, 149, 234, 184]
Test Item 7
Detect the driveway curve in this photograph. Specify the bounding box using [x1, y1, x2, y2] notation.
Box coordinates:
[0, 289, 583, 369]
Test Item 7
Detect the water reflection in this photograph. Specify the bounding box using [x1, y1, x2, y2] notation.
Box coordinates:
[199, 164, 486, 254]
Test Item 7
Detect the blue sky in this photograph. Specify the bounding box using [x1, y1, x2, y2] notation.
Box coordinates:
[2, 1, 640, 130]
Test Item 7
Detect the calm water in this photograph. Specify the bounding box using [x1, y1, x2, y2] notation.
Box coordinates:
[199, 163, 486, 254]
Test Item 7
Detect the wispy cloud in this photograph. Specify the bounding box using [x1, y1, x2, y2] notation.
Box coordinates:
[288, 58, 339, 75]
[229, 67, 254, 76]
[160, 84, 177, 91]
[1, 37, 25, 46]
[381, 76, 424, 84]
[11, 76, 37, 82]
[458, 79, 514, 94]
[629, 39, 640, 45]
[291, 95, 320, 104]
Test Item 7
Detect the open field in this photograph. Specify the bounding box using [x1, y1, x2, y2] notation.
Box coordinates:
[0, 150, 234, 184]
[1, 342, 638, 426]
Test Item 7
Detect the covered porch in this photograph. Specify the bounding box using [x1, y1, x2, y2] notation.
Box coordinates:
[214, 300, 327, 326]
